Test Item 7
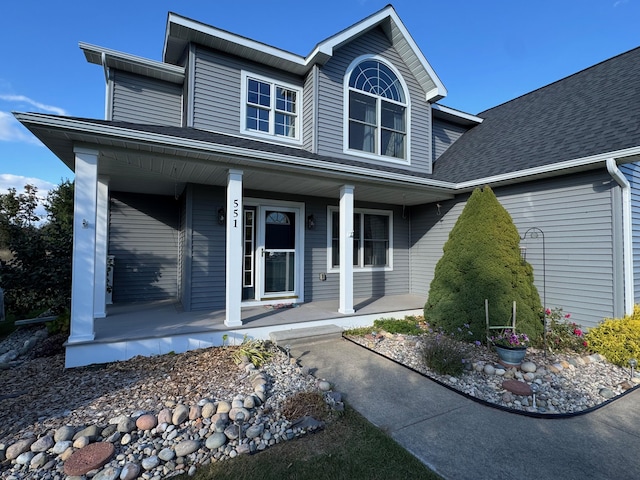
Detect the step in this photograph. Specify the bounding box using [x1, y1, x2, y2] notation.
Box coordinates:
[269, 324, 343, 345]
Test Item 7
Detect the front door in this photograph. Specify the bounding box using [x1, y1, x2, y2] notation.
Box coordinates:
[241, 203, 302, 302]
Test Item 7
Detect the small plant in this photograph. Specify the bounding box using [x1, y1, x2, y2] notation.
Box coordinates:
[421, 333, 472, 376]
[372, 316, 424, 336]
[490, 329, 530, 348]
[222, 334, 228, 347]
[232, 338, 274, 367]
[586, 305, 640, 367]
[343, 326, 374, 337]
[536, 307, 588, 353]
[46, 310, 70, 335]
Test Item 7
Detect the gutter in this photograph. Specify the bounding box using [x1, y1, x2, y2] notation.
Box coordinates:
[606, 158, 634, 315]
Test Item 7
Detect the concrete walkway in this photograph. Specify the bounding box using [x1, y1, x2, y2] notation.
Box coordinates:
[288, 336, 640, 480]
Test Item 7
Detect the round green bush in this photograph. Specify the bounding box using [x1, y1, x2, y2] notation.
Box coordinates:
[424, 186, 543, 343]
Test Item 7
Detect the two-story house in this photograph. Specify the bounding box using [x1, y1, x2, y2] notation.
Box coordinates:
[15, 5, 640, 367]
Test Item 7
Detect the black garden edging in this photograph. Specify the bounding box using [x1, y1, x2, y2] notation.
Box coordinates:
[342, 334, 640, 419]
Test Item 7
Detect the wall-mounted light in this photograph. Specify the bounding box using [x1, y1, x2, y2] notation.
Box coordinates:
[217, 207, 226, 226]
[307, 214, 316, 230]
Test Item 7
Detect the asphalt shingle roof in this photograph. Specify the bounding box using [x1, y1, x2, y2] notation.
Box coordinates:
[431, 46, 640, 183]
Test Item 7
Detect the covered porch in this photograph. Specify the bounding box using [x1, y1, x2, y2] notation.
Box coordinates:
[64, 294, 425, 367]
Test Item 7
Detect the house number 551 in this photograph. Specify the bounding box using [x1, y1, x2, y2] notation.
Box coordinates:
[233, 199, 239, 227]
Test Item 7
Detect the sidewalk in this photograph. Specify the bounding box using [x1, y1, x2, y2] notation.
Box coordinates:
[288, 336, 640, 480]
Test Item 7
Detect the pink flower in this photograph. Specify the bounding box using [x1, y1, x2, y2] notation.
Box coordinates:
[545, 308, 551, 315]
[565, 313, 571, 319]
[573, 328, 583, 337]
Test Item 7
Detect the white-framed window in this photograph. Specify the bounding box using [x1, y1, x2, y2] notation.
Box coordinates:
[328, 206, 393, 270]
[241, 71, 301, 143]
[344, 56, 409, 163]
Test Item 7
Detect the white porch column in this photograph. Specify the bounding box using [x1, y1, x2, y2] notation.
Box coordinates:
[339, 185, 355, 314]
[93, 176, 109, 318]
[69, 147, 99, 343]
[225, 169, 244, 327]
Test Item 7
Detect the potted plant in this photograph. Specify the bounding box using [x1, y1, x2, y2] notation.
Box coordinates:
[490, 329, 530, 366]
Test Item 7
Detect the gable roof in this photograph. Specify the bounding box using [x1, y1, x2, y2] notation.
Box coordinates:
[432, 46, 640, 184]
[163, 5, 446, 101]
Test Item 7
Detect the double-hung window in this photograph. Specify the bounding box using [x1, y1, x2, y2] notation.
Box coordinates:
[346, 58, 407, 160]
[242, 72, 301, 142]
[329, 207, 392, 269]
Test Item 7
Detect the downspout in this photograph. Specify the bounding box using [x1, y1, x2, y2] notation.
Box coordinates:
[606, 158, 634, 315]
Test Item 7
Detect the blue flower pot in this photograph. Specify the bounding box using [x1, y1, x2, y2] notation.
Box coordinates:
[494, 345, 527, 366]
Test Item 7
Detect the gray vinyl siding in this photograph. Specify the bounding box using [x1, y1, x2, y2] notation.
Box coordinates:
[186, 187, 411, 305]
[178, 190, 189, 308]
[302, 67, 316, 152]
[192, 47, 304, 141]
[108, 192, 180, 303]
[189, 184, 226, 310]
[410, 170, 618, 328]
[432, 118, 468, 161]
[307, 200, 411, 301]
[316, 26, 432, 174]
[621, 162, 640, 304]
[111, 70, 183, 126]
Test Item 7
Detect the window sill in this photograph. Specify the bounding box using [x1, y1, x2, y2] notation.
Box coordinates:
[343, 148, 410, 166]
[327, 266, 393, 274]
[241, 129, 302, 146]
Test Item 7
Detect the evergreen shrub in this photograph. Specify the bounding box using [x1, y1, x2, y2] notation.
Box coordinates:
[424, 186, 543, 343]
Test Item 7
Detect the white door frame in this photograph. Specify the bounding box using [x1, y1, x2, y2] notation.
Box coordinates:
[243, 198, 305, 306]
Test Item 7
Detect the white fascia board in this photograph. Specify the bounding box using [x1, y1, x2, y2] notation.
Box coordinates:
[389, 15, 447, 101]
[312, 7, 393, 56]
[310, 6, 447, 102]
[432, 104, 483, 124]
[18, 113, 640, 197]
[165, 13, 307, 68]
[454, 146, 640, 192]
[80, 42, 185, 81]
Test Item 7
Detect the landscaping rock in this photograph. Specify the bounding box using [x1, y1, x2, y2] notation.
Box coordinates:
[502, 380, 533, 396]
[64, 442, 115, 476]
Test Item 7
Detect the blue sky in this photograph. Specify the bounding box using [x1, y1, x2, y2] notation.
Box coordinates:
[1, 0, 638, 201]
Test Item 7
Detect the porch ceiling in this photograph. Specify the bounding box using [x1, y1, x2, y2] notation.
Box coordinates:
[99, 149, 449, 205]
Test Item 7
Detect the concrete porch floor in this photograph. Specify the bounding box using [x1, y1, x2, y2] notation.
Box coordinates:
[65, 294, 425, 367]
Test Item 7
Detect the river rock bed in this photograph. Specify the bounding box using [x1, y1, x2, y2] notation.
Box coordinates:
[347, 332, 640, 414]
[0, 327, 339, 479]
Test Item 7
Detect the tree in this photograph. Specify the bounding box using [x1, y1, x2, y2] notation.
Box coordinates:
[0, 180, 74, 317]
[424, 186, 543, 342]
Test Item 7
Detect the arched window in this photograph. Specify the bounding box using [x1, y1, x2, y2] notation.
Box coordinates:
[346, 59, 407, 160]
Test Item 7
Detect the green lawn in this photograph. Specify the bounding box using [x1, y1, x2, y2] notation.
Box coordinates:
[178, 405, 441, 480]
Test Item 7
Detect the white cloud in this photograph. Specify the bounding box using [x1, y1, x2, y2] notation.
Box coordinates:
[0, 174, 56, 221]
[0, 173, 55, 195]
[0, 94, 68, 116]
[0, 111, 42, 145]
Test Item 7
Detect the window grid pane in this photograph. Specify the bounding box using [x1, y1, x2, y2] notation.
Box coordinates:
[276, 87, 297, 113]
[275, 112, 296, 137]
[246, 106, 269, 132]
[248, 79, 271, 107]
